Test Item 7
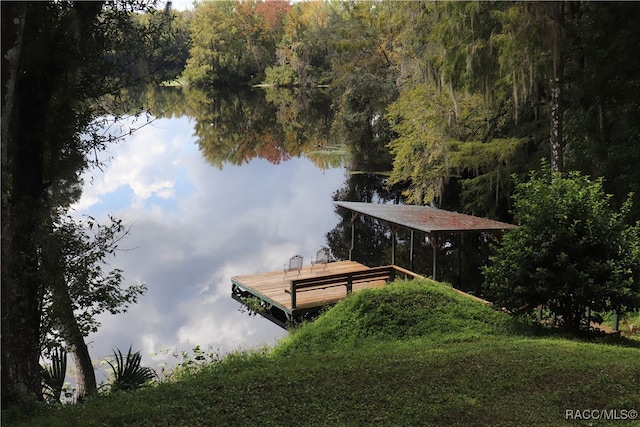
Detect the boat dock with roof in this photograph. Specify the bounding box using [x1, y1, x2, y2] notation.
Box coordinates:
[231, 202, 516, 328]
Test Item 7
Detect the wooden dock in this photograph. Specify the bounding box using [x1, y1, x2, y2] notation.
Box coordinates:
[231, 261, 422, 328]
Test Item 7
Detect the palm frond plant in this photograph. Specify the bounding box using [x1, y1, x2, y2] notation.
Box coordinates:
[40, 347, 67, 403]
[105, 346, 155, 392]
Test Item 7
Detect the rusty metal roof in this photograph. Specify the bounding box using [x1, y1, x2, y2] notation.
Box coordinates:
[335, 201, 517, 234]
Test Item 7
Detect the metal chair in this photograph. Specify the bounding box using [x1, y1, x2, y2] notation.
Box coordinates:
[310, 248, 331, 271]
[284, 255, 303, 279]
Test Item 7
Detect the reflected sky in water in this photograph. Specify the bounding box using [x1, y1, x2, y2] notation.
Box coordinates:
[73, 115, 345, 369]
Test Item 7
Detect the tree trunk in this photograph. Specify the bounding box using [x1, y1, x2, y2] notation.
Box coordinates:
[2, 1, 105, 402]
[0, 2, 25, 397]
[1, 2, 51, 400]
[69, 347, 97, 401]
[548, 2, 565, 173]
[549, 76, 563, 173]
[1, 204, 44, 400]
[47, 243, 98, 400]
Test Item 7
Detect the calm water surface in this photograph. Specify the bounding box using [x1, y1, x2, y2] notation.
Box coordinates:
[74, 114, 346, 370]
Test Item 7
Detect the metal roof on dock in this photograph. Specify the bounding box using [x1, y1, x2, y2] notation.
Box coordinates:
[334, 201, 516, 234]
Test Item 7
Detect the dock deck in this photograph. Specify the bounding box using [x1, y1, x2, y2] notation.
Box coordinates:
[231, 261, 421, 328]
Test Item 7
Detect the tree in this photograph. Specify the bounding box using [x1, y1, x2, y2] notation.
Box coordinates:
[382, 2, 545, 215]
[183, 0, 288, 86]
[2, 1, 105, 400]
[483, 166, 640, 331]
[563, 2, 640, 223]
[183, 1, 243, 85]
[433, 1, 569, 173]
[1, 0, 167, 402]
[255, 0, 290, 54]
[328, 1, 397, 173]
[188, 86, 290, 167]
[385, 82, 525, 216]
[263, 1, 329, 87]
[135, 7, 192, 81]
[385, 83, 453, 204]
[40, 214, 146, 400]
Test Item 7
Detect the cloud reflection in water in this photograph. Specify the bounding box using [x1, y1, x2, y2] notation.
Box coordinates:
[73, 115, 345, 370]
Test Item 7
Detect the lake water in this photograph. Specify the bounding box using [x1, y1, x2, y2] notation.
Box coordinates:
[73, 113, 346, 371]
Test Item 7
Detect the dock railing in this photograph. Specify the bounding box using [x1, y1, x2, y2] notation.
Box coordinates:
[287, 265, 423, 309]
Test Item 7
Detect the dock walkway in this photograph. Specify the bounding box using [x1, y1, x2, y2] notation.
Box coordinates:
[231, 261, 420, 328]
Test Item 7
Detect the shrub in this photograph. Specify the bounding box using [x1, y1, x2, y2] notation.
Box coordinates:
[105, 347, 155, 392]
[483, 167, 640, 331]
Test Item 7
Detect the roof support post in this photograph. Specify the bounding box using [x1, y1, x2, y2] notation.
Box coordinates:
[432, 242, 437, 281]
[409, 230, 415, 272]
[456, 233, 462, 288]
[350, 221, 354, 261]
[389, 224, 397, 266]
[428, 233, 441, 280]
[348, 212, 359, 261]
[290, 281, 297, 309]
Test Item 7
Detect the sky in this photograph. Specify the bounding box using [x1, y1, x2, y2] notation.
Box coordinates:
[167, 0, 196, 11]
[72, 114, 346, 376]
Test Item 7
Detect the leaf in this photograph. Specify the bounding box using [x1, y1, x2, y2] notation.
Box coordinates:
[41, 347, 68, 403]
[106, 346, 155, 392]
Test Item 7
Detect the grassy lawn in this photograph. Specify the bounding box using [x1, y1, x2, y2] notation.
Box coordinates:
[6, 280, 640, 426]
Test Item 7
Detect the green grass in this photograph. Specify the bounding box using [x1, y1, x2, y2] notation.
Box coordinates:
[273, 279, 520, 356]
[6, 280, 640, 426]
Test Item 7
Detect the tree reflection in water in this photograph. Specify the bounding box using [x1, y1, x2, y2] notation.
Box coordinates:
[141, 84, 502, 299]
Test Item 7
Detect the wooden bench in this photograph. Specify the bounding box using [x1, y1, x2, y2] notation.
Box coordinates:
[286, 266, 399, 309]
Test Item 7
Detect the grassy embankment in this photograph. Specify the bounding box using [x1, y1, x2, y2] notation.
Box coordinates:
[6, 279, 640, 426]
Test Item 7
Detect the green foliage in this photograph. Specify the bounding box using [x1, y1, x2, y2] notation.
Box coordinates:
[483, 166, 640, 330]
[263, 64, 298, 87]
[273, 279, 516, 356]
[488, 2, 550, 116]
[182, 1, 236, 85]
[386, 83, 455, 204]
[265, 1, 333, 88]
[156, 0, 636, 222]
[183, 0, 289, 86]
[328, 2, 398, 173]
[563, 2, 640, 222]
[40, 214, 147, 352]
[135, 9, 192, 81]
[0, 391, 45, 426]
[449, 137, 525, 216]
[2, 0, 172, 402]
[179, 0, 640, 221]
[40, 348, 67, 404]
[623, 312, 640, 336]
[386, 83, 527, 210]
[331, 71, 396, 156]
[105, 347, 155, 393]
[236, 295, 266, 317]
[9, 283, 640, 426]
[154, 345, 225, 383]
